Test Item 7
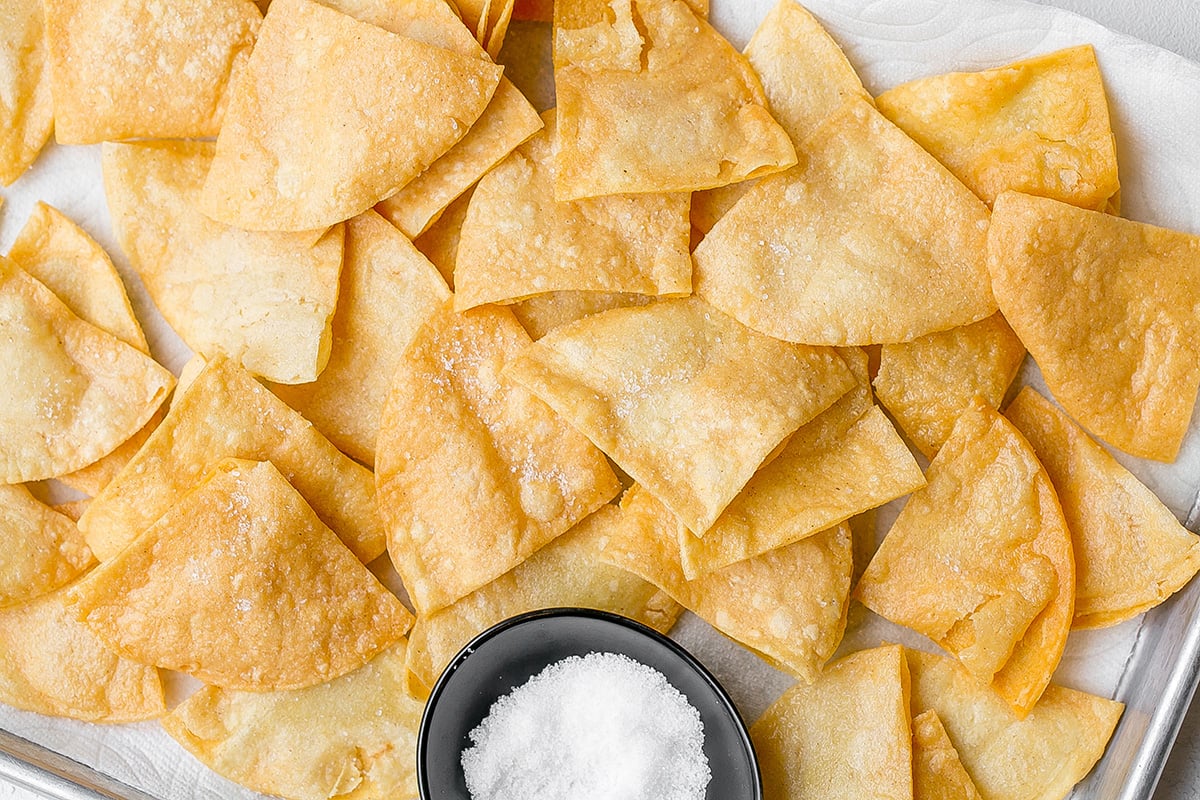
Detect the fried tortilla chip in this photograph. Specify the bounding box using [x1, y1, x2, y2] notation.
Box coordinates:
[413, 185, 473, 289]
[751, 644, 912, 800]
[44, 0, 261, 144]
[270, 211, 449, 465]
[552, 0, 796, 200]
[911, 709, 983, 800]
[104, 140, 344, 385]
[78, 355, 384, 563]
[876, 46, 1119, 209]
[0, 484, 93, 607]
[0, 0, 53, 184]
[906, 648, 1122, 800]
[987, 190, 1200, 462]
[72, 459, 411, 691]
[510, 291, 654, 340]
[483, 0, 516, 58]
[200, 0, 503, 231]
[1006, 387, 1200, 628]
[874, 313, 1026, 458]
[856, 400, 1074, 715]
[404, 505, 681, 697]
[376, 302, 620, 614]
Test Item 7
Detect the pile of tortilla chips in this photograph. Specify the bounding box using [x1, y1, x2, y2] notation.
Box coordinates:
[2, 0, 1200, 798]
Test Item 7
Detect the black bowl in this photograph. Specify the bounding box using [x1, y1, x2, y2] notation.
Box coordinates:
[417, 607, 762, 800]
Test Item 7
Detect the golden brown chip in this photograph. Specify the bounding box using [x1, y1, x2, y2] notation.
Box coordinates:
[376, 302, 620, 614]
[695, 96, 995, 345]
[0, 484, 93, 607]
[78, 355, 384, 563]
[510, 291, 654, 340]
[72, 459, 411, 691]
[44, 0, 261, 144]
[270, 211, 450, 465]
[751, 644, 912, 800]
[911, 709, 983, 800]
[873, 313, 1026, 458]
[691, 182, 755, 238]
[987, 190, 1200, 462]
[1006, 387, 1200, 628]
[0, 0, 53, 184]
[483, 0, 516, 58]
[552, 0, 796, 200]
[199, 0, 503, 232]
[876, 46, 1119, 209]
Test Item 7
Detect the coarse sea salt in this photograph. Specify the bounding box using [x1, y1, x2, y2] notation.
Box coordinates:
[460, 651, 711, 800]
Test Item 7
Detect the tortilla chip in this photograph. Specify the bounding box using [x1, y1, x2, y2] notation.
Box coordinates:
[874, 313, 1026, 458]
[876, 46, 1119, 209]
[987, 190, 1200, 462]
[0, 584, 164, 722]
[906, 648, 1122, 800]
[751, 644, 912, 800]
[0, 484, 93, 607]
[510, 291, 654, 340]
[78, 355, 384, 563]
[0, 256, 174, 484]
[270, 211, 450, 465]
[200, 0, 503, 232]
[691, 182, 755, 237]
[376, 302, 620, 614]
[104, 140, 344, 385]
[0, 0, 53, 184]
[505, 297, 855, 535]
[72, 459, 411, 691]
[552, 0, 796, 200]
[696, 96, 995, 345]
[44, 0, 261, 144]
[455, 109, 691, 310]
[413, 185, 473, 289]
[54, 408, 166, 497]
[1006, 387, 1200, 628]
[911, 709, 982, 800]
[404, 504, 681, 697]
[483, 0, 516, 58]
[856, 400, 1074, 714]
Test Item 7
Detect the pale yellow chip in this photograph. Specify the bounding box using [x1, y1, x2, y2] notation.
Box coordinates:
[876, 46, 1119, 209]
[856, 400, 1074, 715]
[0, 584, 164, 722]
[72, 459, 411, 691]
[413, 184, 473, 289]
[54, 408, 166, 497]
[696, 96, 995, 345]
[0, 256, 174, 484]
[376, 302, 620, 614]
[906, 647, 1123, 800]
[44, 0, 261, 144]
[200, 0, 503, 232]
[988, 190, 1200, 462]
[404, 504, 681, 698]
[510, 291, 654, 340]
[0, 484, 93, 607]
[911, 709, 983, 800]
[751, 644, 912, 800]
[1006, 387, 1200, 628]
[552, 0, 796, 200]
[78, 355, 384, 563]
[505, 297, 855, 535]
[270, 211, 450, 465]
[104, 140, 344, 385]
[874, 313, 1026, 458]
[0, 0, 53, 184]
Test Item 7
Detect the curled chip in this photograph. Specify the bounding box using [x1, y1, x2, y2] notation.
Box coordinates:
[0, 0, 53, 184]
[0, 484, 93, 608]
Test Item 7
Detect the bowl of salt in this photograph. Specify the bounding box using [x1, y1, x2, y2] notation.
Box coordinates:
[417, 607, 762, 800]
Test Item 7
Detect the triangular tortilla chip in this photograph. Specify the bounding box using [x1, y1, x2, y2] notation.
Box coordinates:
[912, 709, 983, 800]
[44, 0, 261, 144]
[695, 96, 995, 345]
[552, 0, 796, 200]
[0, 256, 174, 484]
[0, 0, 53, 184]
[1006, 387, 1200, 628]
[987, 190, 1200, 461]
[0, 484, 93, 607]
[78, 355, 384, 563]
[104, 140, 344, 385]
[72, 459, 411, 691]
[413, 184, 473, 289]
[376, 302, 620, 614]
[200, 0, 503, 231]
[510, 291, 654, 340]
[269, 211, 450, 465]
[505, 297, 855, 535]
[876, 46, 1119, 209]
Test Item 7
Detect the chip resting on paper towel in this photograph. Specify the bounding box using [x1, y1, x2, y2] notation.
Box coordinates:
[375, 302, 620, 615]
[552, 0, 796, 200]
[694, 96, 995, 345]
[0, 484, 93, 608]
[71, 459, 411, 692]
[199, 0, 503, 231]
[0, 0, 53, 184]
[911, 709, 983, 800]
[987, 190, 1200, 462]
[505, 297, 856, 535]
[44, 0, 261, 144]
[78, 356, 384, 563]
[1006, 387, 1200, 629]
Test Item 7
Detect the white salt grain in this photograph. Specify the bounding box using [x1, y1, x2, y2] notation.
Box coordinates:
[461, 652, 711, 800]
